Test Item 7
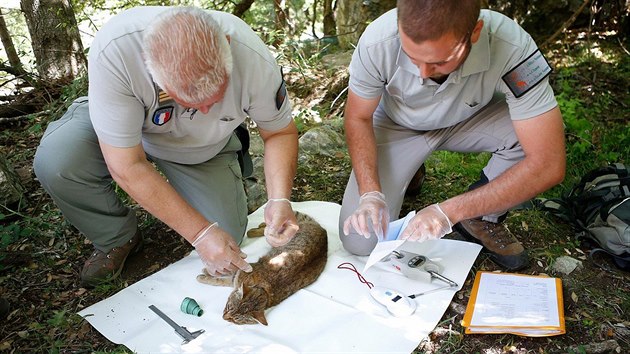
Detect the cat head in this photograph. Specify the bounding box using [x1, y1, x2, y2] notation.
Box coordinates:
[223, 283, 269, 325]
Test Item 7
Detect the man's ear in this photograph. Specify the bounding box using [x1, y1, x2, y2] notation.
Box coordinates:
[471, 20, 484, 44]
[226, 35, 231, 44]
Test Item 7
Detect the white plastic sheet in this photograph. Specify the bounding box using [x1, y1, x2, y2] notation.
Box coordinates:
[79, 201, 481, 353]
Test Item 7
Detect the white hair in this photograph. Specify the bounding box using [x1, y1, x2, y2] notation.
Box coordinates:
[143, 7, 233, 104]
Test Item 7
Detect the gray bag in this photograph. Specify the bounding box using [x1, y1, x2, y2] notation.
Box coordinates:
[579, 196, 630, 270]
[536, 163, 630, 270]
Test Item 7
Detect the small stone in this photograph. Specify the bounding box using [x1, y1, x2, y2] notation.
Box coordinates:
[565, 339, 620, 353]
[551, 256, 583, 275]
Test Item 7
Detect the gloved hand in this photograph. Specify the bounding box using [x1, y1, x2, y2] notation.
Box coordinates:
[343, 191, 389, 239]
[192, 222, 252, 276]
[400, 204, 453, 242]
[263, 198, 300, 247]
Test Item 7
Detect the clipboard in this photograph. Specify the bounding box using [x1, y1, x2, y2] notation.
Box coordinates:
[462, 271, 565, 337]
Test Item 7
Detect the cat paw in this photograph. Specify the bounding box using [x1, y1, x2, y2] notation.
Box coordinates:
[246, 222, 267, 238]
[196, 268, 235, 286]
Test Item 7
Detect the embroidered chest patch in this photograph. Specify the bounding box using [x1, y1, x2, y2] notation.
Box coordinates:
[502, 49, 552, 98]
[152, 106, 174, 126]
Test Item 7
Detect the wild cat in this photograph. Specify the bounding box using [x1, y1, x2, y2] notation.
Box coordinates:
[197, 212, 328, 325]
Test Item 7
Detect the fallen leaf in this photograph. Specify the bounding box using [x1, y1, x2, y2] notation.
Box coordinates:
[537, 260, 544, 267]
[521, 221, 529, 231]
[564, 248, 571, 255]
[0, 341, 12, 351]
[571, 292, 578, 303]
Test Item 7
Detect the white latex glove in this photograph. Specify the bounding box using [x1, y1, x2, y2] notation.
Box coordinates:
[263, 198, 299, 247]
[343, 191, 389, 239]
[192, 223, 252, 276]
[400, 204, 453, 242]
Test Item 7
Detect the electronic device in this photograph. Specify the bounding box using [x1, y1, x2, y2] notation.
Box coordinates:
[369, 286, 417, 317]
[381, 250, 458, 288]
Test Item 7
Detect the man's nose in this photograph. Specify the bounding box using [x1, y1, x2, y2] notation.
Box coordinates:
[418, 63, 434, 79]
[198, 105, 211, 114]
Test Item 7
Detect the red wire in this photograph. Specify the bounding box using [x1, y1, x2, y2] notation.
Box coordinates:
[337, 262, 374, 289]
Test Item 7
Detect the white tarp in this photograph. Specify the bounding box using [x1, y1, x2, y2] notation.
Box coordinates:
[79, 201, 481, 353]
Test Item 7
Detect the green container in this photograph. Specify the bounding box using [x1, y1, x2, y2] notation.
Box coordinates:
[180, 297, 203, 316]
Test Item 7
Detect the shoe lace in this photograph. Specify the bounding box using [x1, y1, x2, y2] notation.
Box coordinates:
[482, 222, 511, 246]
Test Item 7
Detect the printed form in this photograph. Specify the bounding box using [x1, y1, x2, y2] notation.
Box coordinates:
[463, 272, 565, 336]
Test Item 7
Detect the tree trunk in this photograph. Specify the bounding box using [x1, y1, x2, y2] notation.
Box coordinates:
[0, 153, 26, 210]
[274, 0, 288, 30]
[336, 0, 395, 49]
[272, 0, 289, 46]
[0, 9, 26, 77]
[20, 0, 86, 84]
[323, 0, 336, 36]
[233, 0, 256, 18]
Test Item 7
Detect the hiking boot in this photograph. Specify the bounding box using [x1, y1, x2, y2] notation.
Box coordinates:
[0, 297, 9, 320]
[454, 219, 529, 271]
[405, 164, 426, 197]
[80, 230, 143, 287]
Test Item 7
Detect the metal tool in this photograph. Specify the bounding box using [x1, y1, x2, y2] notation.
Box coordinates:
[149, 305, 205, 344]
[408, 283, 457, 299]
[407, 269, 458, 299]
[421, 262, 458, 288]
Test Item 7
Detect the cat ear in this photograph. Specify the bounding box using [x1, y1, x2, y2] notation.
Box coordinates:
[236, 283, 245, 298]
[241, 283, 253, 297]
[252, 310, 268, 326]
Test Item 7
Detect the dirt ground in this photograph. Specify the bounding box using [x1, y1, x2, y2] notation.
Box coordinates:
[0, 148, 628, 353]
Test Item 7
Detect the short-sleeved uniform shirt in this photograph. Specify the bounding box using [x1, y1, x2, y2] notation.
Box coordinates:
[88, 7, 291, 164]
[349, 9, 557, 130]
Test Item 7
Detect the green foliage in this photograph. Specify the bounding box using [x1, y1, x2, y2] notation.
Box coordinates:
[548, 56, 629, 196]
[568, 346, 588, 354]
[47, 310, 70, 327]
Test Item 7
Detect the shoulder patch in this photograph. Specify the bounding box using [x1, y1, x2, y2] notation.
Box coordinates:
[502, 49, 552, 98]
[152, 106, 174, 126]
[275, 79, 287, 110]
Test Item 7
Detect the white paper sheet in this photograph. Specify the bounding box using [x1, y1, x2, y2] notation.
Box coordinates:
[79, 201, 481, 353]
[363, 211, 415, 272]
[469, 273, 561, 327]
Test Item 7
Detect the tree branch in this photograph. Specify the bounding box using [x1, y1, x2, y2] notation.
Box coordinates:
[541, 0, 592, 48]
[233, 0, 255, 18]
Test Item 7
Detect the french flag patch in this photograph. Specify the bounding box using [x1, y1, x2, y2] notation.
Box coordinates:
[152, 106, 174, 126]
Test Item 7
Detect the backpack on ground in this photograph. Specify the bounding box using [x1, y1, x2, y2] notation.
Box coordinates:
[535, 163, 630, 271]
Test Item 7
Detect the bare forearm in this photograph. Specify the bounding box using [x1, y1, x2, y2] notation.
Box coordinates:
[108, 159, 208, 242]
[440, 107, 566, 223]
[440, 156, 564, 223]
[344, 90, 383, 195]
[261, 124, 298, 199]
[345, 116, 381, 194]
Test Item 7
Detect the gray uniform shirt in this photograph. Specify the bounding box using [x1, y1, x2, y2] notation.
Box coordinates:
[87, 6, 291, 164]
[349, 9, 557, 130]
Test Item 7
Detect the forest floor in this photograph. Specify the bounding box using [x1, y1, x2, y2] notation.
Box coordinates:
[0, 31, 629, 353]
